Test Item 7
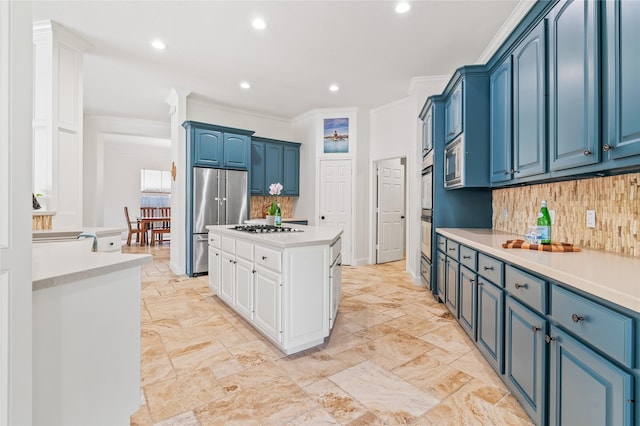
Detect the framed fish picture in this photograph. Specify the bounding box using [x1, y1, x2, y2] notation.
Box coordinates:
[323, 118, 349, 153]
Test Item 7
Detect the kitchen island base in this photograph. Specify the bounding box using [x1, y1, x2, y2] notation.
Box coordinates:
[208, 225, 342, 355]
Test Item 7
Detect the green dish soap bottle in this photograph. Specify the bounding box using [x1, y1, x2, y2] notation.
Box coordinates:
[275, 203, 282, 227]
[537, 200, 551, 244]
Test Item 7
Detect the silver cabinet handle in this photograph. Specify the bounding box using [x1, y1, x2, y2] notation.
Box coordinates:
[532, 326, 540, 332]
[545, 335, 556, 344]
[463, 255, 471, 259]
[603, 144, 614, 151]
[571, 314, 584, 323]
[583, 150, 592, 156]
[514, 283, 527, 289]
[483, 266, 494, 271]
[262, 256, 267, 261]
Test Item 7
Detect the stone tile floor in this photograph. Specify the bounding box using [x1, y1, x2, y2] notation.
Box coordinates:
[127, 243, 532, 425]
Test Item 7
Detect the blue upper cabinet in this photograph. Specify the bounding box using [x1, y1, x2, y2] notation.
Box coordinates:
[513, 20, 547, 180]
[603, 0, 640, 161]
[282, 144, 300, 196]
[548, 0, 600, 171]
[445, 81, 463, 143]
[193, 128, 223, 168]
[490, 58, 513, 184]
[251, 137, 300, 196]
[250, 141, 265, 195]
[184, 121, 254, 170]
[223, 133, 250, 170]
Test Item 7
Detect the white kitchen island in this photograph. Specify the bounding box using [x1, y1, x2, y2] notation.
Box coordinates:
[32, 240, 151, 425]
[207, 224, 342, 355]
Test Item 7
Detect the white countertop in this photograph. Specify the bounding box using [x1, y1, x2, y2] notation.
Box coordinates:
[246, 217, 309, 224]
[33, 226, 126, 241]
[32, 210, 56, 216]
[207, 224, 342, 249]
[437, 228, 640, 313]
[32, 240, 151, 291]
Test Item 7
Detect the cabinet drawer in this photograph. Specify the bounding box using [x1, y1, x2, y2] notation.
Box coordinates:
[550, 285, 634, 368]
[459, 245, 477, 270]
[505, 265, 546, 314]
[208, 232, 221, 248]
[330, 237, 342, 265]
[221, 236, 235, 254]
[446, 240, 459, 260]
[477, 253, 503, 286]
[96, 235, 121, 252]
[436, 235, 447, 253]
[236, 240, 254, 261]
[255, 245, 282, 273]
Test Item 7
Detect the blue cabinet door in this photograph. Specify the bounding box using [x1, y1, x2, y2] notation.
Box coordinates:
[445, 258, 459, 317]
[477, 277, 504, 374]
[437, 251, 446, 303]
[505, 297, 546, 426]
[445, 81, 463, 143]
[223, 133, 249, 170]
[549, 0, 600, 171]
[282, 144, 300, 196]
[548, 325, 633, 426]
[193, 128, 223, 167]
[513, 20, 547, 179]
[459, 265, 477, 340]
[250, 142, 265, 195]
[603, 0, 640, 160]
[490, 57, 513, 183]
[264, 143, 283, 193]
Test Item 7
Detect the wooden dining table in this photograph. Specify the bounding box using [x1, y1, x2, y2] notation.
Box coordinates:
[137, 216, 171, 246]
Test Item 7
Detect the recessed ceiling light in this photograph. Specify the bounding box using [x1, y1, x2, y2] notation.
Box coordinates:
[240, 81, 251, 89]
[252, 18, 266, 30]
[329, 84, 339, 92]
[151, 40, 166, 50]
[395, 2, 410, 14]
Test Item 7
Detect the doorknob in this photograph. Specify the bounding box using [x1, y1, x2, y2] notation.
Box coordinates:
[321, 216, 325, 220]
[401, 215, 405, 219]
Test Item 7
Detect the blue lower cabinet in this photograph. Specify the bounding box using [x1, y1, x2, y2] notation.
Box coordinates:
[548, 325, 633, 426]
[505, 297, 546, 425]
[477, 277, 504, 374]
[459, 265, 477, 340]
[436, 251, 446, 303]
[445, 258, 459, 317]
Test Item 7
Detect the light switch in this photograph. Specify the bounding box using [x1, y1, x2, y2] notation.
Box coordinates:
[586, 210, 596, 228]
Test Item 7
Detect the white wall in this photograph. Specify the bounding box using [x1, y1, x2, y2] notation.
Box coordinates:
[83, 115, 170, 227]
[369, 76, 449, 283]
[102, 135, 171, 234]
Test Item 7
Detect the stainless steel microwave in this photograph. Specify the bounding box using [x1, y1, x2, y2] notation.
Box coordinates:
[444, 135, 464, 189]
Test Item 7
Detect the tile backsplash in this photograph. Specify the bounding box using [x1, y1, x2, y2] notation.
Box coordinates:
[492, 173, 640, 257]
[250, 196, 293, 219]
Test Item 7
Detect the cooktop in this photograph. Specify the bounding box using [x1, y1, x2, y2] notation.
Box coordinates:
[232, 224, 303, 233]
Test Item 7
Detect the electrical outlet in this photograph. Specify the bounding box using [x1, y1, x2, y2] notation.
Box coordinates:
[502, 208, 508, 220]
[586, 210, 596, 228]
[549, 210, 556, 225]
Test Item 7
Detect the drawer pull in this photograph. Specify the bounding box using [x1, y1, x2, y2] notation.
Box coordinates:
[514, 282, 527, 289]
[448, 248, 456, 252]
[571, 313, 584, 323]
[603, 143, 614, 152]
[545, 335, 556, 344]
[262, 256, 267, 260]
[532, 325, 540, 332]
[583, 149, 592, 156]
[483, 266, 494, 271]
[462, 255, 471, 259]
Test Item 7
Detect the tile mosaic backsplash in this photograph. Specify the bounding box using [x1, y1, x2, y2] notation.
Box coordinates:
[492, 173, 640, 257]
[250, 196, 293, 219]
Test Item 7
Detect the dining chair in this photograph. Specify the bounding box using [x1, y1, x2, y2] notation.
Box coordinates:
[152, 206, 171, 245]
[124, 206, 144, 246]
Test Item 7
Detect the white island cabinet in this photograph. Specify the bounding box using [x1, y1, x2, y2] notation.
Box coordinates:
[207, 224, 342, 355]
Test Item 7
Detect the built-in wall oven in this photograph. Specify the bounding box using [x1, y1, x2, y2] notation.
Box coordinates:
[421, 152, 433, 288]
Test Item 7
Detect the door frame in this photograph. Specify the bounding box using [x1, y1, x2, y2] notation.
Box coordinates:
[372, 156, 407, 264]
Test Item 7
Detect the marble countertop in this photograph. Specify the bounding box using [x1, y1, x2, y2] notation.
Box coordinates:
[437, 228, 640, 313]
[246, 217, 309, 224]
[33, 226, 126, 240]
[32, 240, 151, 291]
[207, 224, 342, 249]
[32, 210, 56, 216]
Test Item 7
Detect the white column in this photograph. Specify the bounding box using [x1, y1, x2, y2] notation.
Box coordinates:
[33, 20, 90, 227]
[166, 88, 191, 275]
[0, 1, 33, 424]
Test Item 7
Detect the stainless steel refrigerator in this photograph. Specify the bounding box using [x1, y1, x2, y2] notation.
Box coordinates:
[189, 167, 248, 276]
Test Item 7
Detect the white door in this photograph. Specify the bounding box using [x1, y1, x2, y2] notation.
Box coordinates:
[320, 160, 352, 265]
[376, 158, 405, 263]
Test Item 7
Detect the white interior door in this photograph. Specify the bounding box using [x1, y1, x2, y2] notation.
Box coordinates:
[320, 160, 352, 265]
[376, 158, 405, 264]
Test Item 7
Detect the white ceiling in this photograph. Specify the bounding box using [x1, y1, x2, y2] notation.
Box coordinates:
[32, 1, 531, 122]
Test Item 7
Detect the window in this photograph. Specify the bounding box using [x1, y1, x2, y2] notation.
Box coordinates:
[140, 169, 171, 208]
